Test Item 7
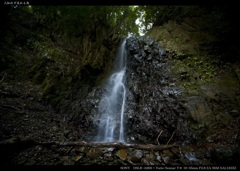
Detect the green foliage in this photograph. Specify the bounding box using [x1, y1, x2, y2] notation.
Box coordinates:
[134, 6, 201, 33]
[134, 6, 234, 37]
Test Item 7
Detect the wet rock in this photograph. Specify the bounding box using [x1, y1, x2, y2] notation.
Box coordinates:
[129, 149, 143, 163]
[210, 145, 240, 165]
[124, 36, 197, 144]
[141, 157, 159, 165]
[184, 96, 214, 124]
[178, 157, 190, 165]
[162, 156, 171, 164]
[200, 85, 220, 100]
[182, 152, 199, 163]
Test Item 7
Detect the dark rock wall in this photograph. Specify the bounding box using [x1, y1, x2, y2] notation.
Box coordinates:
[124, 36, 197, 144]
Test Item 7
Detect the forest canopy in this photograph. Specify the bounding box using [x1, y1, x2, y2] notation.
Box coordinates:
[7, 6, 204, 37]
[4, 5, 239, 41]
[15, 6, 142, 37]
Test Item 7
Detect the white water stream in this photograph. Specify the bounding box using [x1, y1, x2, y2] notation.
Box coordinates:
[96, 38, 127, 142]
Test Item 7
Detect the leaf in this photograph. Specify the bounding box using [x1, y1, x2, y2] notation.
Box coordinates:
[116, 149, 128, 161]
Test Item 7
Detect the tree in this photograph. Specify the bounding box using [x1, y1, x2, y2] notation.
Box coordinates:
[17, 6, 141, 38]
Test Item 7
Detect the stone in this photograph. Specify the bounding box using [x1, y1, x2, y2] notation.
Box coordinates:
[129, 150, 143, 163]
[184, 96, 214, 124]
[115, 149, 128, 161]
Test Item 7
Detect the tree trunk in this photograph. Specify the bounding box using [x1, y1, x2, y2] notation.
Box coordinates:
[0, 137, 177, 151]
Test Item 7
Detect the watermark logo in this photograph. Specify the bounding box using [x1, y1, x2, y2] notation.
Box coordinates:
[4, 1, 30, 6]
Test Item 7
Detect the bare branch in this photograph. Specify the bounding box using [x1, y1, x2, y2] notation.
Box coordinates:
[156, 129, 163, 145]
[166, 131, 175, 145]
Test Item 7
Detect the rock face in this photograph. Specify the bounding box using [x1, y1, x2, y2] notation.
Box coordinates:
[80, 36, 197, 145]
[124, 36, 197, 144]
[146, 20, 240, 142]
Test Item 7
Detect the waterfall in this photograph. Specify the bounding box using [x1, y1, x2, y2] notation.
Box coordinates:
[95, 38, 127, 143]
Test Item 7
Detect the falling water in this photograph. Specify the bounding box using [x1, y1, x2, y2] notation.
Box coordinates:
[96, 38, 127, 143]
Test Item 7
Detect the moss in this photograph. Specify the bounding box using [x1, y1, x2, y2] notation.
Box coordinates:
[219, 72, 238, 87]
[216, 72, 239, 99]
